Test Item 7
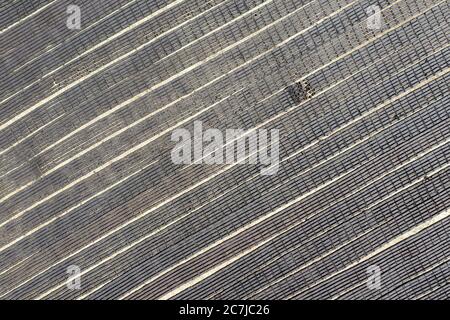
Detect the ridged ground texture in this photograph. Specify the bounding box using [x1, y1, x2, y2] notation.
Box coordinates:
[0, 0, 449, 299]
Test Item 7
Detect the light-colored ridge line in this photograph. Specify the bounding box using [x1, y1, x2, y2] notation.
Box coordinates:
[1, 0, 442, 298]
[0, 0, 190, 131]
[0, 0, 352, 205]
[27, 165, 232, 300]
[0, 114, 64, 157]
[286, 206, 450, 299]
[76, 278, 114, 300]
[12, 0, 142, 74]
[158, 0, 274, 63]
[119, 166, 357, 299]
[0, 0, 345, 134]
[1, 43, 446, 287]
[30, 0, 313, 161]
[29, 0, 265, 160]
[0, 253, 33, 277]
[79, 73, 450, 300]
[0, 0, 60, 35]
[0, 159, 158, 254]
[238, 97, 448, 299]
[250, 144, 450, 298]
[9, 44, 447, 298]
[128, 138, 450, 299]
[0, 95, 231, 228]
[0, 0, 228, 108]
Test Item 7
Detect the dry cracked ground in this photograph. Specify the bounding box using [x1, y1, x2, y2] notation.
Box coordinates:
[0, 0, 449, 300]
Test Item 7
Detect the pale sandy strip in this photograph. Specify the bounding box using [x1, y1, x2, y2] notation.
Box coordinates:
[0, 254, 33, 278]
[0, 0, 60, 35]
[250, 157, 450, 298]
[328, 209, 450, 298]
[39, 0, 450, 297]
[0, 0, 230, 107]
[0, 1, 351, 204]
[255, 0, 421, 105]
[263, 50, 449, 168]
[0, 95, 235, 256]
[76, 279, 114, 300]
[0, 95, 231, 229]
[0, 0, 356, 204]
[0, 0, 336, 134]
[0, 0, 188, 129]
[0, 80, 38, 107]
[124, 136, 450, 299]
[276, 165, 448, 300]
[12, 0, 143, 74]
[158, 0, 275, 63]
[285, 205, 450, 299]
[0, 159, 157, 255]
[0, 0, 143, 104]
[16, 165, 231, 299]
[231, 96, 447, 298]
[9, 38, 448, 298]
[32, 0, 271, 159]
[0, 114, 64, 158]
[0, 180, 34, 205]
[118, 165, 360, 299]
[120, 78, 450, 299]
[156, 227, 377, 300]
[0, 44, 446, 288]
[1, 170, 232, 297]
[42, 0, 188, 79]
[44, 35, 450, 185]
[1, 1, 439, 296]
[413, 277, 450, 300]
[167, 182, 450, 300]
[192, 0, 447, 170]
[0, 49, 423, 242]
[0, 39, 385, 255]
[124, 138, 450, 299]
[115, 28, 450, 291]
[7, 1, 419, 250]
